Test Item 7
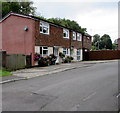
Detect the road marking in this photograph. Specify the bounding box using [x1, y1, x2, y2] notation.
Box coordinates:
[116, 93, 120, 98]
[82, 92, 96, 102]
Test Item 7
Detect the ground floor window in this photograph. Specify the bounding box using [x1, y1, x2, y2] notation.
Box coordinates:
[63, 48, 69, 55]
[77, 49, 81, 60]
[40, 47, 48, 57]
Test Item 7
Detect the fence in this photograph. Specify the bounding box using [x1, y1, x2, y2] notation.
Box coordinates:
[83, 50, 120, 61]
[0, 51, 6, 69]
[0, 51, 32, 70]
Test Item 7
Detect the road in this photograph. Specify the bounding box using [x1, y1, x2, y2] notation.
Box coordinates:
[2, 61, 118, 111]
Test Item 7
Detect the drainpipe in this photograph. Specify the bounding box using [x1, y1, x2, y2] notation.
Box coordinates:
[82, 33, 84, 61]
[70, 30, 72, 57]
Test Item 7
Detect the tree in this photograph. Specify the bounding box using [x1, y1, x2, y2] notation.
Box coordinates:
[93, 34, 100, 44]
[92, 34, 100, 50]
[100, 34, 112, 49]
[48, 18, 87, 33]
[92, 34, 113, 50]
[112, 43, 118, 50]
[1, 0, 36, 18]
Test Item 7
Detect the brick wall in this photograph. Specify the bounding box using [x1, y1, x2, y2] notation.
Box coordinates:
[82, 35, 92, 49]
[70, 31, 82, 49]
[35, 21, 70, 48]
[84, 50, 120, 60]
[1, 15, 35, 66]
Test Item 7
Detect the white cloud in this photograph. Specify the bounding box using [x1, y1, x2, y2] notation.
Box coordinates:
[33, 1, 118, 42]
[75, 6, 118, 41]
[33, 0, 119, 3]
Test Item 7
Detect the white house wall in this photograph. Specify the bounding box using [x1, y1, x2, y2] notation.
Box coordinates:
[80, 49, 83, 61]
[48, 47, 53, 55]
[35, 46, 83, 61]
[35, 46, 40, 54]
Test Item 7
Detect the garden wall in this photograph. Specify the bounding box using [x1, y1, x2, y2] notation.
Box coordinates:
[83, 50, 120, 61]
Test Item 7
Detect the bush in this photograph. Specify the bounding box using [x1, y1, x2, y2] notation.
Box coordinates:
[49, 54, 57, 65]
[38, 57, 50, 67]
[38, 54, 57, 67]
[59, 52, 65, 58]
[34, 53, 41, 61]
[64, 56, 74, 63]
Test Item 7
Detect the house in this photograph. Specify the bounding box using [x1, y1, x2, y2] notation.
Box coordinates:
[0, 12, 92, 66]
[114, 38, 120, 50]
[118, 38, 120, 50]
[82, 33, 92, 52]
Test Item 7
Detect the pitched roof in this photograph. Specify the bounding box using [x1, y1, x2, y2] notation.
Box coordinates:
[0, 12, 92, 37]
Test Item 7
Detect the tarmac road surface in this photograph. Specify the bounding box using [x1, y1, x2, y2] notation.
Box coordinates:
[2, 61, 118, 111]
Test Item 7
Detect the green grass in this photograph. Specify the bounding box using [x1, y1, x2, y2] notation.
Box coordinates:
[0, 70, 12, 77]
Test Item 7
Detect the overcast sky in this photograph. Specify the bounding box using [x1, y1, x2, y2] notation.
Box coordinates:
[32, 0, 119, 42]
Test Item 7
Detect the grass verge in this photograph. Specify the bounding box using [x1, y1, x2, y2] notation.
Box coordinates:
[0, 70, 12, 77]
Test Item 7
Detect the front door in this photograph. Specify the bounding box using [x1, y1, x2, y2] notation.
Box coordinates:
[54, 47, 59, 63]
[54, 48, 59, 56]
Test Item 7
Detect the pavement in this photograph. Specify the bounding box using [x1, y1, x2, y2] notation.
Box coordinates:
[0, 60, 118, 84]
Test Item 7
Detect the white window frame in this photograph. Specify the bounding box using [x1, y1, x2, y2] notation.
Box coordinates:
[77, 33, 82, 41]
[40, 21, 50, 35]
[63, 48, 69, 55]
[77, 49, 81, 60]
[40, 46, 48, 57]
[73, 32, 76, 40]
[63, 29, 69, 39]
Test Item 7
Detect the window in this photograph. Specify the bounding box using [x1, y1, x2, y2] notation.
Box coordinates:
[77, 49, 81, 60]
[73, 32, 76, 40]
[63, 48, 69, 55]
[40, 21, 49, 35]
[40, 47, 48, 57]
[77, 33, 82, 41]
[63, 29, 69, 39]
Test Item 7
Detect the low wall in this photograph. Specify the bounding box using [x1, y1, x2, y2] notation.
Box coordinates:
[84, 50, 120, 61]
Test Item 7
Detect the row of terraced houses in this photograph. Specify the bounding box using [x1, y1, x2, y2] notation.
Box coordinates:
[0, 12, 92, 66]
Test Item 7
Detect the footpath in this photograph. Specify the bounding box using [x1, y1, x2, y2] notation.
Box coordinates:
[0, 60, 117, 84]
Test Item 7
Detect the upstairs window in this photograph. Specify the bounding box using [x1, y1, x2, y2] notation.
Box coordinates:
[63, 29, 69, 39]
[40, 21, 49, 35]
[77, 33, 82, 41]
[73, 32, 76, 40]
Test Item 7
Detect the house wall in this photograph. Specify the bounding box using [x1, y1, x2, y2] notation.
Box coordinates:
[71, 48, 77, 61]
[118, 38, 120, 50]
[80, 49, 83, 61]
[1, 15, 35, 66]
[70, 31, 82, 49]
[35, 21, 70, 48]
[82, 35, 92, 50]
[0, 23, 2, 50]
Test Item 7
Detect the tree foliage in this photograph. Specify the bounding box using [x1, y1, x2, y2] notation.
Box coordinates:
[1, 1, 87, 33]
[92, 34, 113, 50]
[48, 18, 87, 33]
[1, 0, 36, 18]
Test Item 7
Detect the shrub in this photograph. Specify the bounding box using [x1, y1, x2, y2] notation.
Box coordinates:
[49, 54, 57, 65]
[38, 57, 50, 67]
[38, 54, 57, 66]
[34, 53, 41, 61]
[59, 52, 65, 58]
[64, 56, 74, 63]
